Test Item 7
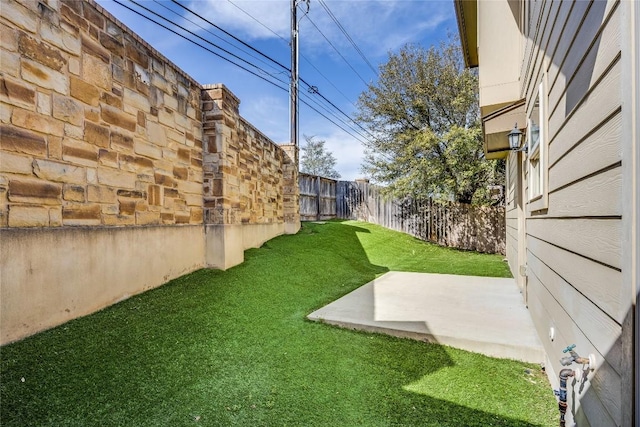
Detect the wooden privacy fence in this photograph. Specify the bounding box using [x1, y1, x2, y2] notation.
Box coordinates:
[299, 173, 337, 221]
[300, 175, 505, 254]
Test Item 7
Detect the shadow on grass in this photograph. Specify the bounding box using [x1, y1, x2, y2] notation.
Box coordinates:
[1, 221, 550, 426]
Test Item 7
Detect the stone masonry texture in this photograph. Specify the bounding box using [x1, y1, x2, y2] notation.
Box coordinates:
[1, 0, 204, 227]
[202, 85, 290, 226]
[1, 0, 298, 230]
[0, 0, 299, 345]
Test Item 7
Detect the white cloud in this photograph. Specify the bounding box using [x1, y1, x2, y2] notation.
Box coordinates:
[240, 94, 290, 143]
[188, 0, 290, 40]
[326, 134, 365, 181]
[300, 1, 453, 59]
[186, 1, 454, 60]
[300, 128, 365, 181]
[241, 96, 364, 180]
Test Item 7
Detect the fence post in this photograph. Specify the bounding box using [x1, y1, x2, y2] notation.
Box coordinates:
[429, 199, 433, 242]
[326, 180, 505, 254]
[315, 175, 321, 221]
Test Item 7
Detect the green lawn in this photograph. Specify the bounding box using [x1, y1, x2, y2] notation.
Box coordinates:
[0, 221, 556, 426]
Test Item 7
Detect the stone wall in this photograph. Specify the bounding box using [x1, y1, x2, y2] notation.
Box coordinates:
[0, 0, 204, 227]
[280, 143, 300, 234]
[201, 85, 299, 269]
[0, 0, 299, 344]
[202, 85, 284, 226]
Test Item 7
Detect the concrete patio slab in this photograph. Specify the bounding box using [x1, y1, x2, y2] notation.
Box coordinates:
[308, 271, 544, 363]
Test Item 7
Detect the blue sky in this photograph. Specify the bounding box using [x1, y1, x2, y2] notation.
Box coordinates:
[96, 0, 457, 180]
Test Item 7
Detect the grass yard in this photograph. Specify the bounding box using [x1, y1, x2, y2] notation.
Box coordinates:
[0, 221, 556, 426]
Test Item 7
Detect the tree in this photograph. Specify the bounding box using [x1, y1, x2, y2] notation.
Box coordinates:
[300, 135, 341, 179]
[356, 39, 504, 204]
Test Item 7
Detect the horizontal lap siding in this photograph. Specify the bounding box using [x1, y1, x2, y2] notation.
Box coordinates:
[527, 271, 620, 427]
[548, 110, 622, 192]
[521, 0, 548, 101]
[528, 236, 623, 324]
[505, 151, 520, 282]
[527, 218, 621, 268]
[522, 0, 623, 425]
[527, 252, 623, 375]
[506, 217, 518, 278]
[524, 0, 571, 98]
[546, 167, 621, 217]
[548, 56, 621, 150]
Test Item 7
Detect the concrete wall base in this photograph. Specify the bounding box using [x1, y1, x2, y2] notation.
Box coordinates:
[205, 223, 285, 270]
[285, 220, 301, 235]
[0, 225, 205, 345]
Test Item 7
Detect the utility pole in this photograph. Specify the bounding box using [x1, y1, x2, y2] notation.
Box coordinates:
[290, 0, 300, 148]
[290, 0, 308, 148]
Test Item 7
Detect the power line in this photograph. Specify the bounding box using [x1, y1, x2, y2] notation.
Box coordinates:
[317, 0, 378, 77]
[226, 0, 288, 42]
[128, 0, 284, 82]
[152, 0, 284, 76]
[169, 0, 364, 137]
[300, 95, 367, 144]
[300, 90, 369, 141]
[107, 0, 370, 144]
[217, 1, 359, 121]
[180, 0, 367, 137]
[170, 0, 290, 73]
[303, 13, 370, 86]
[307, 85, 374, 139]
[301, 55, 358, 108]
[112, 0, 289, 90]
[227, 0, 361, 112]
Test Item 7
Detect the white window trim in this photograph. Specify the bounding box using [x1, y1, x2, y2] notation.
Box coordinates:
[527, 80, 549, 211]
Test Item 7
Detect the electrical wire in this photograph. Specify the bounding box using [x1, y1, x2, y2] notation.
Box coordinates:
[152, 0, 284, 76]
[170, 0, 290, 73]
[302, 13, 370, 86]
[107, 0, 370, 144]
[299, 90, 369, 141]
[226, 0, 289, 42]
[317, 0, 378, 77]
[301, 100, 367, 144]
[128, 0, 285, 82]
[179, 0, 368, 137]
[306, 85, 374, 139]
[168, 0, 367, 136]
[112, 0, 289, 90]
[227, 0, 361, 111]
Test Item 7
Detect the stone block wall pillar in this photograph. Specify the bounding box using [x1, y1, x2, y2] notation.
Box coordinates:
[280, 144, 301, 234]
[201, 84, 295, 269]
[201, 84, 241, 270]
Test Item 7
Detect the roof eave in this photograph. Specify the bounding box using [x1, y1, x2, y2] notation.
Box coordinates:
[454, 0, 479, 68]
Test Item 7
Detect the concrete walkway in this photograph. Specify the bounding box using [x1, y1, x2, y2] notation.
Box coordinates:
[308, 271, 544, 363]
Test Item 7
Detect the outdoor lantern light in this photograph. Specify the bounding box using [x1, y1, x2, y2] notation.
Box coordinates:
[508, 123, 526, 152]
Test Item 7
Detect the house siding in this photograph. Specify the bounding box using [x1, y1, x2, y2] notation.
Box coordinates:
[511, 0, 625, 426]
[505, 151, 519, 281]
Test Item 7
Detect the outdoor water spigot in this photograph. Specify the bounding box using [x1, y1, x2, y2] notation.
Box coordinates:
[560, 355, 575, 366]
[560, 344, 578, 365]
[559, 344, 592, 368]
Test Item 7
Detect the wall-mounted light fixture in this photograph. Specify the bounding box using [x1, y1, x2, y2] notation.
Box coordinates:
[508, 123, 527, 153]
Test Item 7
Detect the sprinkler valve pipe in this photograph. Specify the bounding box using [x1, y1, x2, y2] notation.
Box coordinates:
[555, 344, 594, 426]
[556, 369, 575, 427]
